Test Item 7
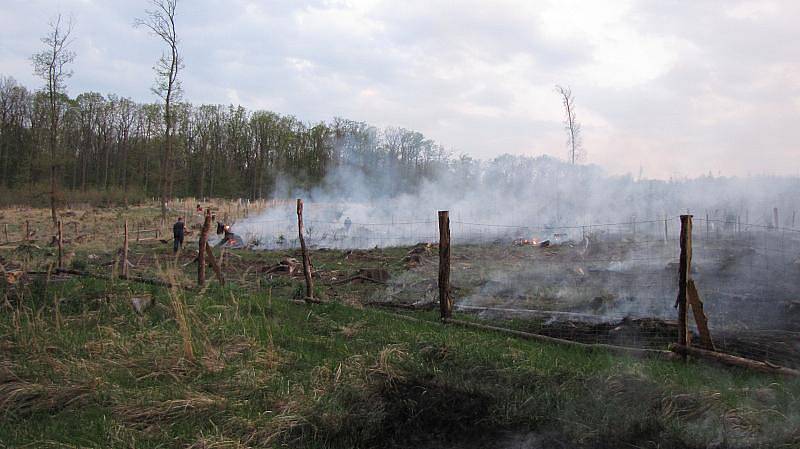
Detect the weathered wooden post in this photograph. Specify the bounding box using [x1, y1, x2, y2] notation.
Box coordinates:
[3, 223, 8, 243]
[297, 199, 314, 303]
[204, 241, 225, 285]
[57, 220, 63, 269]
[122, 220, 129, 279]
[677, 214, 693, 358]
[25, 220, 30, 241]
[705, 212, 709, 240]
[687, 279, 714, 350]
[136, 222, 141, 242]
[663, 216, 668, 243]
[774, 207, 779, 230]
[198, 209, 212, 286]
[438, 210, 452, 320]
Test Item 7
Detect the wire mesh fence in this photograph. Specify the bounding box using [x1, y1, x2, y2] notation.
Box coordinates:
[389, 218, 685, 352]
[691, 217, 800, 368]
[217, 202, 800, 368]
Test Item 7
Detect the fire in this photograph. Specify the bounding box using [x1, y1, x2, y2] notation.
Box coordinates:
[513, 238, 539, 246]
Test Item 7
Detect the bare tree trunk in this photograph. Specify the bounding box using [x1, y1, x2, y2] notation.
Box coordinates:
[122, 140, 129, 207]
[49, 124, 58, 226]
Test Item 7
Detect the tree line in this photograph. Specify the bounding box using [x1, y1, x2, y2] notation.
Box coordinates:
[0, 75, 451, 204]
[3, 1, 581, 217]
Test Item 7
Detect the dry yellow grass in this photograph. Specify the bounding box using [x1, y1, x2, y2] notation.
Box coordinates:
[0, 374, 97, 417]
[113, 392, 227, 429]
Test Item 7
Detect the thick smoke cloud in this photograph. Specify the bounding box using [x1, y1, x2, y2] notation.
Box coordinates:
[233, 155, 800, 249]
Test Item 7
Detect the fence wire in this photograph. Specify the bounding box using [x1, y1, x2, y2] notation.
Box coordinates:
[691, 218, 800, 368]
[50, 202, 793, 369]
[353, 214, 800, 369]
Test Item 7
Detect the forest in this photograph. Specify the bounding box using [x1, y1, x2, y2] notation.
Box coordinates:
[0, 75, 451, 204]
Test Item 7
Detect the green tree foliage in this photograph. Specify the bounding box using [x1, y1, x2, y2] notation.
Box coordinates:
[0, 76, 451, 201]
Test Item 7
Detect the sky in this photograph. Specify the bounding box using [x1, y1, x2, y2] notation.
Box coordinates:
[1, 0, 799, 179]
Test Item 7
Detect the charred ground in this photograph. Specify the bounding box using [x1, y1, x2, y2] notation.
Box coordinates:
[1, 204, 800, 448]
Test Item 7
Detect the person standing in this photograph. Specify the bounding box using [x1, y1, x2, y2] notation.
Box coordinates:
[172, 217, 185, 253]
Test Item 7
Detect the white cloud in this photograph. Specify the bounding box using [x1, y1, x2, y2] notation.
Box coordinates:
[1, 0, 799, 178]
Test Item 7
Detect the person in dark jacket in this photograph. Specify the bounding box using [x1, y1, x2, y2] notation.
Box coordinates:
[173, 217, 185, 253]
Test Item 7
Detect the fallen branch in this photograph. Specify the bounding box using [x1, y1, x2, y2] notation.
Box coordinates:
[28, 268, 177, 289]
[291, 297, 324, 305]
[455, 304, 626, 323]
[444, 318, 676, 360]
[364, 301, 435, 311]
[669, 344, 800, 377]
[332, 275, 387, 286]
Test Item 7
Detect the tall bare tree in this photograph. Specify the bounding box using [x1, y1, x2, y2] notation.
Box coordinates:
[555, 85, 583, 164]
[32, 14, 75, 225]
[136, 0, 182, 221]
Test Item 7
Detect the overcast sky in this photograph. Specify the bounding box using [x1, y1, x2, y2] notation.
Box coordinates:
[1, 0, 798, 178]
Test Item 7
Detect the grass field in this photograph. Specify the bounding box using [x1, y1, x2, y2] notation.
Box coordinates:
[1, 204, 799, 448]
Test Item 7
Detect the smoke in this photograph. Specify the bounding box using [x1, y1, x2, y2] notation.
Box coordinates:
[230, 154, 800, 356]
[232, 154, 800, 250]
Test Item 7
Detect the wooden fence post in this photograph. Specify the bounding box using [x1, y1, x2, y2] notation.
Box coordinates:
[663, 217, 668, 243]
[687, 279, 714, 350]
[198, 210, 212, 286]
[774, 207, 779, 230]
[677, 214, 693, 358]
[204, 242, 225, 285]
[25, 220, 30, 241]
[136, 223, 141, 242]
[57, 220, 63, 269]
[3, 223, 8, 244]
[122, 220, 129, 279]
[297, 199, 314, 302]
[438, 210, 452, 320]
[705, 212, 709, 239]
